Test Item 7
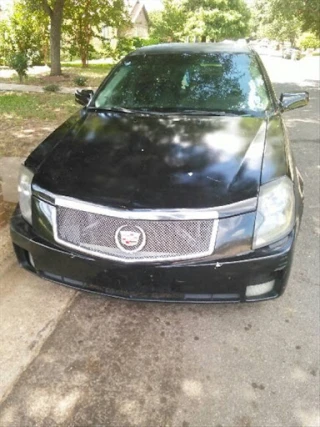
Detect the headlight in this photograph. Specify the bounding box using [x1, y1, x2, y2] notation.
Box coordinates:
[18, 165, 34, 224]
[253, 176, 295, 249]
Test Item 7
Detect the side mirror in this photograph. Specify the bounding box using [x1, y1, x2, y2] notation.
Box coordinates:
[279, 91, 309, 112]
[75, 89, 94, 106]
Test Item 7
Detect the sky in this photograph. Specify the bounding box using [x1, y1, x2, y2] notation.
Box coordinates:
[1, 0, 255, 13]
[143, 0, 164, 11]
[0, 0, 164, 11]
[0, 0, 10, 8]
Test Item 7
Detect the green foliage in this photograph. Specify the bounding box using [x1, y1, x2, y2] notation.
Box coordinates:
[0, 20, 10, 65]
[298, 33, 320, 50]
[149, 0, 250, 42]
[8, 52, 29, 82]
[251, 0, 320, 44]
[271, 0, 320, 38]
[115, 38, 135, 58]
[149, 0, 186, 42]
[103, 37, 160, 61]
[185, 0, 250, 41]
[23, 0, 65, 75]
[73, 75, 88, 86]
[251, 0, 301, 43]
[63, 0, 129, 67]
[43, 84, 61, 92]
[2, 0, 49, 66]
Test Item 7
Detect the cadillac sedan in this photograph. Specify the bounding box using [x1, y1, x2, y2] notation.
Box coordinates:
[11, 43, 309, 302]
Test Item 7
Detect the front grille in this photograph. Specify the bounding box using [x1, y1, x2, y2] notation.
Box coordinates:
[54, 205, 218, 263]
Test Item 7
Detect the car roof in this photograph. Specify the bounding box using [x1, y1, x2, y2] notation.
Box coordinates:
[129, 42, 252, 56]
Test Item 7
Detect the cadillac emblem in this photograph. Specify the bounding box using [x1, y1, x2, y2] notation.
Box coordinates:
[115, 225, 147, 253]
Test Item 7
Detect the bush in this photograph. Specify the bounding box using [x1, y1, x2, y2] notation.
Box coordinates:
[73, 75, 88, 87]
[298, 33, 320, 50]
[104, 37, 161, 61]
[132, 37, 160, 49]
[8, 52, 28, 83]
[43, 84, 60, 92]
[88, 45, 101, 60]
[115, 38, 135, 59]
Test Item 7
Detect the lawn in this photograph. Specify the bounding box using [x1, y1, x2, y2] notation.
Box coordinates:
[0, 92, 79, 158]
[0, 62, 113, 89]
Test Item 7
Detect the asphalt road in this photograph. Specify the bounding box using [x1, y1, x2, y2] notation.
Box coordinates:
[0, 55, 319, 427]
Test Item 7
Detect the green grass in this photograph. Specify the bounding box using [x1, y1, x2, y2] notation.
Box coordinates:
[0, 62, 113, 88]
[61, 63, 113, 87]
[0, 92, 79, 158]
[0, 92, 78, 120]
[61, 62, 114, 72]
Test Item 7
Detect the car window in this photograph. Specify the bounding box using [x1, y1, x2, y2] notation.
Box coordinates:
[94, 52, 270, 114]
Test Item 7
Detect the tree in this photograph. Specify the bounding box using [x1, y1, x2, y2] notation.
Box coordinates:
[0, 20, 10, 65]
[23, 0, 66, 75]
[149, 0, 186, 42]
[40, 0, 65, 75]
[0, 180, 5, 228]
[251, 0, 320, 44]
[5, 1, 49, 65]
[9, 52, 29, 82]
[251, 0, 301, 44]
[271, 0, 320, 38]
[63, 0, 128, 67]
[299, 32, 320, 49]
[149, 0, 250, 42]
[183, 0, 250, 41]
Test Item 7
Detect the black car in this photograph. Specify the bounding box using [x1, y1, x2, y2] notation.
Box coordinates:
[11, 43, 309, 303]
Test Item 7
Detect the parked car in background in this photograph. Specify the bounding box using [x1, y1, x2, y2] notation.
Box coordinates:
[11, 43, 309, 303]
[282, 47, 302, 60]
[254, 39, 270, 55]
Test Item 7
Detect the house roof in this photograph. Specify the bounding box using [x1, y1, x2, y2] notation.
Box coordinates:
[127, 0, 149, 24]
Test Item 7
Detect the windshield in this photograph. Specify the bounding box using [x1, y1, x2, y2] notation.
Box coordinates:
[94, 52, 270, 115]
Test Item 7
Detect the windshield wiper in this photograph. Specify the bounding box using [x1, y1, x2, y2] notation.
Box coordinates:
[88, 106, 137, 114]
[173, 109, 259, 117]
[173, 109, 227, 116]
[88, 106, 262, 117]
[145, 108, 258, 117]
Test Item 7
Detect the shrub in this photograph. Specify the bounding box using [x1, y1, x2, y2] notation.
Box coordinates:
[43, 84, 60, 92]
[132, 37, 160, 49]
[8, 52, 28, 83]
[104, 37, 161, 61]
[115, 38, 135, 59]
[298, 32, 320, 50]
[88, 45, 101, 60]
[73, 75, 88, 87]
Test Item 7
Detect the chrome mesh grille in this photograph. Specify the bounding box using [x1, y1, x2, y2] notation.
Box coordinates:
[55, 206, 217, 262]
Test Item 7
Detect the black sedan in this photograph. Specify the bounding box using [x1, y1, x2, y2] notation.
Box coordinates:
[11, 43, 309, 302]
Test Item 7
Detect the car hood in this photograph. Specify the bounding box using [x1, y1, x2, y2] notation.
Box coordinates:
[33, 111, 267, 209]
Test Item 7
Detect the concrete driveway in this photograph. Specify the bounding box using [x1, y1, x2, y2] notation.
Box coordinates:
[0, 55, 319, 427]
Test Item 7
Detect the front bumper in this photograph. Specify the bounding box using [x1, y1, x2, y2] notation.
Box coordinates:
[11, 211, 296, 303]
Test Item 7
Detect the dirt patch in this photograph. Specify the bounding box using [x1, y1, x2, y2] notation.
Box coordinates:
[2, 202, 16, 227]
[0, 92, 78, 157]
[0, 118, 59, 158]
[35, 73, 102, 88]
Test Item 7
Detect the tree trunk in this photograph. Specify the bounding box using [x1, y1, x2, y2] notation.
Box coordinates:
[81, 51, 88, 67]
[0, 180, 5, 228]
[42, 0, 65, 76]
[50, 11, 63, 75]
